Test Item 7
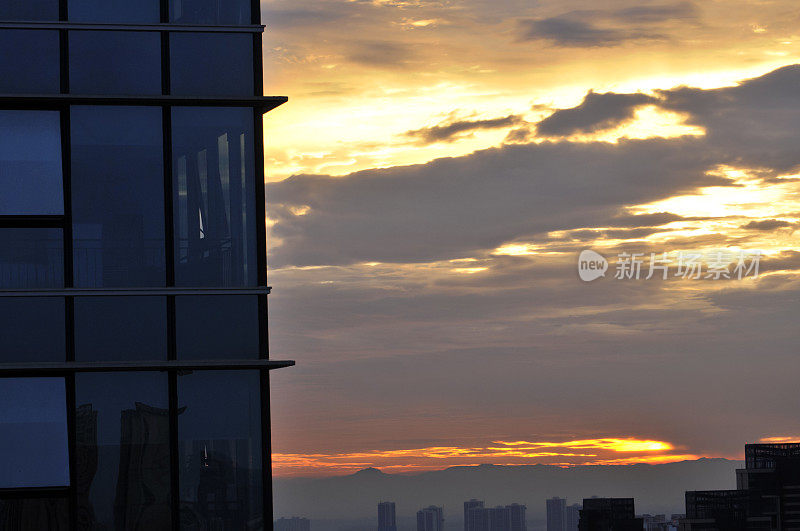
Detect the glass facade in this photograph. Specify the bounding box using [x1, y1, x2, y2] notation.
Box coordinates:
[172, 107, 257, 287]
[178, 371, 263, 529]
[0, 378, 70, 488]
[76, 373, 171, 530]
[0, 30, 60, 94]
[0, 110, 63, 215]
[0, 1, 287, 528]
[69, 31, 162, 95]
[71, 106, 166, 288]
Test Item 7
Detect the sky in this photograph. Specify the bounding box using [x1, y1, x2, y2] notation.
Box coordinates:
[260, 0, 800, 478]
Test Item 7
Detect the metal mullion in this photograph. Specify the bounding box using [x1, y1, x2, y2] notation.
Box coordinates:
[260, 369, 273, 531]
[0, 216, 65, 228]
[66, 372, 77, 531]
[168, 370, 179, 531]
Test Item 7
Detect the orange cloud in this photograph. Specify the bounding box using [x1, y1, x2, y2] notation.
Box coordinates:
[272, 437, 702, 477]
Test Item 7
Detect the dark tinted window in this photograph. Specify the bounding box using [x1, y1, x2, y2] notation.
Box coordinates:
[178, 371, 262, 528]
[76, 373, 171, 530]
[0, 0, 59, 21]
[75, 297, 167, 361]
[0, 228, 63, 289]
[0, 110, 63, 215]
[172, 107, 257, 286]
[69, 31, 161, 95]
[0, 497, 69, 530]
[0, 378, 69, 488]
[169, 0, 250, 25]
[170, 33, 253, 97]
[0, 30, 60, 94]
[0, 298, 65, 363]
[71, 106, 165, 287]
[176, 296, 259, 359]
[69, 0, 159, 23]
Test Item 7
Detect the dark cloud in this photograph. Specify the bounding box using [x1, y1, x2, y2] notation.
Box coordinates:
[536, 91, 657, 136]
[504, 126, 534, 144]
[609, 212, 688, 228]
[347, 41, 417, 68]
[609, 2, 697, 23]
[742, 219, 796, 231]
[267, 137, 724, 267]
[517, 17, 658, 47]
[263, 7, 350, 28]
[405, 115, 525, 144]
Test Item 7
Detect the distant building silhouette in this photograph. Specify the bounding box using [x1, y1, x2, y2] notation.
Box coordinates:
[507, 503, 527, 531]
[565, 503, 581, 531]
[681, 442, 800, 530]
[467, 503, 489, 531]
[578, 498, 643, 531]
[276, 516, 311, 531]
[418, 506, 445, 531]
[379, 502, 398, 531]
[547, 497, 566, 531]
[465, 500, 485, 531]
[488, 506, 511, 531]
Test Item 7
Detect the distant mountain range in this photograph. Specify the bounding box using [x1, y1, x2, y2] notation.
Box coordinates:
[273, 459, 742, 531]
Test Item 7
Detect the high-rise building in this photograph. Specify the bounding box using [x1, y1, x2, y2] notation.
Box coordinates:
[507, 503, 527, 531]
[547, 497, 567, 531]
[565, 503, 582, 531]
[0, 0, 290, 528]
[488, 506, 511, 531]
[380, 501, 398, 531]
[276, 517, 312, 531]
[681, 442, 800, 530]
[465, 499, 485, 531]
[418, 506, 445, 531]
[578, 498, 643, 531]
[468, 504, 490, 531]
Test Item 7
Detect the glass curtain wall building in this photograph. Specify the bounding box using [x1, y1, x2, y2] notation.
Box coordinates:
[0, 0, 290, 529]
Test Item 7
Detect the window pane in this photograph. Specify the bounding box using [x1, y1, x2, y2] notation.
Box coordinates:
[0, 496, 69, 530]
[69, 0, 159, 23]
[0, 378, 69, 488]
[176, 296, 259, 359]
[169, 0, 250, 25]
[178, 371, 262, 528]
[0, 228, 63, 289]
[0, 298, 65, 363]
[0, 0, 59, 21]
[0, 110, 63, 215]
[0, 30, 60, 93]
[170, 33, 253, 97]
[71, 106, 165, 287]
[76, 373, 171, 530]
[172, 107, 257, 286]
[75, 297, 167, 361]
[70, 31, 161, 95]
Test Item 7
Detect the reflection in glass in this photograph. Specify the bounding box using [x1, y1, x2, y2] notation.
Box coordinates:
[68, 0, 159, 23]
[0, 228, 63, 289]
[75, 297, 167, 361]
[69, 31, 162, 95]
[178, 371, 262, 529]
[0, 298, 65, 362]
[170, 33, 254, 97]
[172, 107, 256, 286]
[176, 296, 259, 359]
[169, 0, 250, 26]
[76, 373, 171, 530]
[0, 378, 69, 488]
[0, 0, 59, 21]
[0, 30, 60, 94]
[0, 110, 63, 215]
[71, 106, 165, 287]
[0, 497, 69, 530]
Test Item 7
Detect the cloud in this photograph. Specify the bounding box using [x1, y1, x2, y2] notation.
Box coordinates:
[346, 40, 418, 68]
[517, 16, 656, 47]
[405, 114, 525, 144]
[609, 2, 697, 23]
[742, 219, 796, 231]
[536, 91, 657, 136]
